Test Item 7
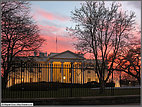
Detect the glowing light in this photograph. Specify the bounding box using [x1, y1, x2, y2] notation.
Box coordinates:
[63, 76, 66, 80]
[115, 80, 120, 87]
[22, 78, 24, 82]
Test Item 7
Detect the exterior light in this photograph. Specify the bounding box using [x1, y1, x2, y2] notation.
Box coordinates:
[22, 78, 24, 82]
[63, 76, 66, 80]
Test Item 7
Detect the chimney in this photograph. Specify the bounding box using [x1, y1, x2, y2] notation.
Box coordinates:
[45, 52, 47, 56]
[39, 52, 45, 57]
[39, 52, 42, 56]
[34, 51, 37, 56]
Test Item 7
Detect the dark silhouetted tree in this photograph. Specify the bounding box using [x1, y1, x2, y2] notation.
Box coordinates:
[1, 1, 45, 89]
[69, 1, 136, 93]
[114, 40, 141, 84]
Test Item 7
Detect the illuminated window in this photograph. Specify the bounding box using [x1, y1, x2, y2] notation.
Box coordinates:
[88, 78, 91, 82]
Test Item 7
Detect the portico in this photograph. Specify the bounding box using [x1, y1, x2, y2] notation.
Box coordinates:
[47, 50, 85, 84]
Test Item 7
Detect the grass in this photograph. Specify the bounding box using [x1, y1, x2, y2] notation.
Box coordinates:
[2, 87, 140, 98]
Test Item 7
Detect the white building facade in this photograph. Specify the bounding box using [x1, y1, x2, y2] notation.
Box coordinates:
[7, 50, 108, 87]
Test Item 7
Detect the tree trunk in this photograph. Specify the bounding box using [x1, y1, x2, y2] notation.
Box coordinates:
[99, 78, 105, 94]
[99, 69, 105, 94]
[137, 78, 140, 85]
[2, 73, 9, 89]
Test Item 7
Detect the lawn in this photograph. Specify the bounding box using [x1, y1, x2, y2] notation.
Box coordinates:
[2, 87, 140, 98]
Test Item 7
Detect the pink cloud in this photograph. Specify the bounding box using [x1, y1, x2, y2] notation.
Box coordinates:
[35, 8, 69, 21]
[30, 6, 76, 54]
[38, 24, 65, 33]
[38, 24, 69, 39]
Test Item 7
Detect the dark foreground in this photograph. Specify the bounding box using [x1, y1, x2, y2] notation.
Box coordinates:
[2, 83, 140, 105]
[2, 95, 140, 105]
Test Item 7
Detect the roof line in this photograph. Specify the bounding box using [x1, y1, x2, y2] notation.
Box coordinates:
[48, 50, 85, 59]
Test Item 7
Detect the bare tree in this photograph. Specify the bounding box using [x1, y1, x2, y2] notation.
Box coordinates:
[1, 1, 45, 89]
[68, 1, 136, 93]
[114, 40, 141, 84]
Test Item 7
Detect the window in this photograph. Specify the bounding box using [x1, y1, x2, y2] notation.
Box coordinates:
[88, 71, 91, 74]
[12, 78, 15, 85]
[21, 68, 25, 72]
[88, 78, 91, 82]
[69, 78, 72, 82]
[30, 78, 33, 83]
[69, 69, 72, 73]
[39, 68, 42, 72]
[38, 78, 41, 82]
[30, 68, 33, 72]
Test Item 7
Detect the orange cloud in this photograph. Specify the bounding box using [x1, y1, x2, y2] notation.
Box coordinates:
[39, 34, 76, 54]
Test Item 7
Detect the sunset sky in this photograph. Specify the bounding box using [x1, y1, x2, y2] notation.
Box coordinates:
[30, 1, 141, 57]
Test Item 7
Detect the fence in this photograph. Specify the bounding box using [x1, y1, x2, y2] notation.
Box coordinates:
[7, 62, 87, 87]
[2, 61, 117, 99]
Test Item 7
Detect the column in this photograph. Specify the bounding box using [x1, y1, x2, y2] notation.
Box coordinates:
[82, 62, 84, 84]
[81, 63, 82, 84]
[119, 71, 121, 87]
[50, 62, 53, 82]
[47, 63, 49, 82]
[71, 62, 74, 84]
[61, 62, 64, 83]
